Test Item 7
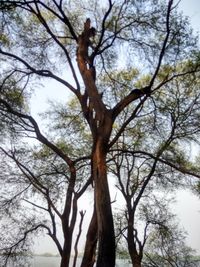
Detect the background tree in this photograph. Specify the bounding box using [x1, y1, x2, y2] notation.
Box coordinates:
[143, 219, 200, 267]
[0, 1, 200, 267]
[115, 198, 200, 267]
[0, 98, 92, 267]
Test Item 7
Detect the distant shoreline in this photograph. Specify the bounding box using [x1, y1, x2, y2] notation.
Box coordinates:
[33, 253, 61, 257]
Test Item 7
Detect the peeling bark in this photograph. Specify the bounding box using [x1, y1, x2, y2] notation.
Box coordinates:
[77, 19, 115, 267]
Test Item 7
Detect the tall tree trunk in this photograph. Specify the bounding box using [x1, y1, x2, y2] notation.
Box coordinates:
[128, 237, 142, 267]
[76, 18, 115, 265]
[60, 240, 72, 267]
[80, 205, 97, 267]
[93, 138, 115, 267]
[72, 210, 85, 267]
[127, 218, 142, 267]
[131, 260, 142, 267]
[60, 188, 78, 267]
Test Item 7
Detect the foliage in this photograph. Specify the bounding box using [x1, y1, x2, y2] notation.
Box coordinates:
[0, 1, 200, 267]
[143, 221, 200, 267]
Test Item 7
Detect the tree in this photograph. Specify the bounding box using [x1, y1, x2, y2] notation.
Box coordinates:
[0, 1, 200, 267]
[0, 122, 91, 267]
[108, 65, 200, 266]
[114, 196, 200, 267]
[143, 219, 200, 267]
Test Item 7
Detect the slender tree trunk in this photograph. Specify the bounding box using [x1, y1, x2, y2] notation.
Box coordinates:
[128, 238, 142, 267]
[80, 205, 97, 267]
[60, 223, 79, 267]
[60, 205, 77, 267]
[93, 138, 115, 267]
[60, 212, 78, 267]
[72, 211, 85, 267]
[127, 217, 142, 267]
[131, 260, 142, 267]
[60, 238, 73, 267]
[60, 191, 78, 267]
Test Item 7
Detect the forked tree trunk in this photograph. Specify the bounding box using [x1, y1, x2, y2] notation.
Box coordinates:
[128, 242, 143, 267]
[76, 18, 115, 266]
[60, 187, 78, 267]
[131, 260, 142, 267]
[127, 217, 142, 267]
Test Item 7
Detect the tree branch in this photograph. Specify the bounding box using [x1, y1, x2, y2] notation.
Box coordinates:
[0, 99, 73, 166]
[0, 49, 78, 94]
[148, 0, 173, 88]
[111, 149, 200, 180]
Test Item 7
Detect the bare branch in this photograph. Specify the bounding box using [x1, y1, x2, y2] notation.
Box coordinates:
[148, 0, 174, 88]
[0, 49, 78, 94]
[0, 99, 73, 166]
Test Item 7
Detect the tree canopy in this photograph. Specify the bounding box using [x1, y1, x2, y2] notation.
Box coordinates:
[0, 1, 200, 267]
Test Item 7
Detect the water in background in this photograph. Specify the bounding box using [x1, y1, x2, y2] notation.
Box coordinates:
[32, 256, 61, 267]
[32, 256, 130, 267]
[3, 256, 130, 267]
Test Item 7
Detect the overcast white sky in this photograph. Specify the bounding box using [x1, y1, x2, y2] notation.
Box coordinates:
[32, 0, 200, 256]
[179, 0, 200, 35]
[171, 0, 200, 255]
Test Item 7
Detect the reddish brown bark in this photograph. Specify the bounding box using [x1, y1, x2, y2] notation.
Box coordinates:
[77, 19, 116, 267]
[77, 19, 115, 267]
[93, 137, 115, 267]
